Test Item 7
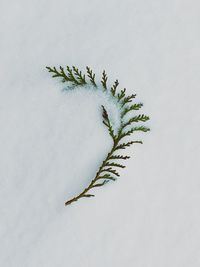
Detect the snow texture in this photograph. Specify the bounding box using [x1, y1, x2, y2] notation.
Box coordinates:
[0, 0, 200, 266]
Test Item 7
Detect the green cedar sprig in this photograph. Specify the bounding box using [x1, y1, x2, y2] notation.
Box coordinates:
[111, 80, 119, 96]
[46, 65, 150, 206]
[121, 103, 143, 117]
[101, 70, 108, 90]
[86, 66, 96, 87]
[72, 66, 86, 84]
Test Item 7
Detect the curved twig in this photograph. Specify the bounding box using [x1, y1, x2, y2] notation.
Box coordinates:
[46, 65, 150, 206]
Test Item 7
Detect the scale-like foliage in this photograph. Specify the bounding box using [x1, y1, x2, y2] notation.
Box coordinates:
[111, 80, 119, 96]
[72, 66, 86, 84]
[86, 66, 96, 87]
[46, 65, 150, 206]
[121, 103, 143, 117]
[101, 70, 108, 90]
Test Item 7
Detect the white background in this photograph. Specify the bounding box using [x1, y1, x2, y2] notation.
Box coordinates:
[0, 0, 200, 266]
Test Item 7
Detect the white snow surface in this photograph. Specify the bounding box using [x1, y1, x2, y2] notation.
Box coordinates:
[0, 0, 200, 266]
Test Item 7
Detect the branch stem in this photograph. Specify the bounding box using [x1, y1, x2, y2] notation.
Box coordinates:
[65, 138, 119, 206]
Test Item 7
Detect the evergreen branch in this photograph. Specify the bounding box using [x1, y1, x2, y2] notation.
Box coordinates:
[109, 155, 130, 160]
[46, 65, 150, 206]
[72, 66, 86, 85]
[46, 66, 58, 77]
[121, 103, 143, 117]
[86, 66, 97, 86]
[115, 141, 142, 150]
[65, 66, 81, 85]
[59, 66, 71, 82]
[65, 113, 120, 206]
[102, 105, 115, 141]
[111, 80, 119, 96]
[101, 70, 108, 90]
[101, 167, 120, 177]
[65, 147, 119, 206]
[122, 114, 150, 129]
[92, 180, 109, 188]
[117, 88, 126, 101]
[46, 66, 84, 85]
[96, 174, 111, 179]
[105, 162, 126, 168]
[46, 66, 68, 81]
[121, 94, 136, 107]
[64, 193, 94, 206]
[118, 126, 150, 141]
[97, 175, 116, 181]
